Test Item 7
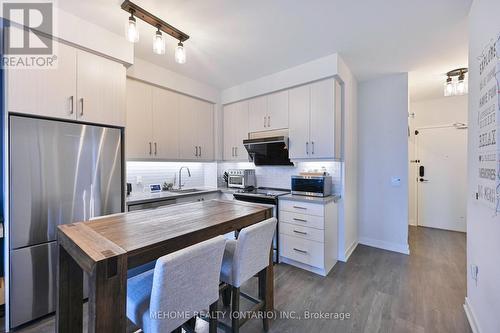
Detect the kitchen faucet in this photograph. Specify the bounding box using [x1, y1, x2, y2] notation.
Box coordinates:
[178, 166, 191, 189]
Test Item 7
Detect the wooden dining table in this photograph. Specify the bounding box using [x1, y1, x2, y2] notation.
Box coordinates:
[56, 199, 274, 332]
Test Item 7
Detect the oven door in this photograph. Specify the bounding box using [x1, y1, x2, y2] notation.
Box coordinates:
[228, 175, 245, 188]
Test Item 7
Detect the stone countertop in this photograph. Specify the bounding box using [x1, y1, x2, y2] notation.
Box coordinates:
[279, 194, 341, 204]
[126, 188, 220, 205]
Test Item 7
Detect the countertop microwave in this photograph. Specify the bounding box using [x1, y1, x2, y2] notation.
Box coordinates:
[291, 175, 332, 197]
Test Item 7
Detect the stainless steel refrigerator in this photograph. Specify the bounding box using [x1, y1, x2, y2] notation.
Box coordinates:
[8, 115, 124, 328]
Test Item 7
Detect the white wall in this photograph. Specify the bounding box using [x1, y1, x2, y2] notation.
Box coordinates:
[358, 73, 410, 254]
[408, 95, 468, 225]
[466, 0, 500, 332]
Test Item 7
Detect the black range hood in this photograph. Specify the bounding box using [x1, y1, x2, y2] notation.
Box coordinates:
[243, 135, 293, 166]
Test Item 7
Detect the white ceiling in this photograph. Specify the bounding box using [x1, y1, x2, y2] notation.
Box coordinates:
[57, 0, 472, 101]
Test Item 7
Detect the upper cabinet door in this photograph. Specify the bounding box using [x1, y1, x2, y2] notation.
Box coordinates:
[234, 101, 249, 160]
[178, 95, 200, 160]
[248, 95, 268, 132]
[126, 79, 153, 160]
[267, 90, 289, 130]
[288, 85, 310, 159]
[76, 50, 126, 126]
[152, 86, 179, 160]
[310, 79, 335, 159]
[197, 101, 214, 161]
[223, 103, 236, 160]
[8, 41, 77, 119]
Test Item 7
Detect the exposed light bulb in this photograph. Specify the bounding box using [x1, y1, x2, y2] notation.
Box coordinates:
[153, 29, 165, 55]
[175, 41, 186, 64]
[456, 80, 466, 95]
[127, 14, 139, 43]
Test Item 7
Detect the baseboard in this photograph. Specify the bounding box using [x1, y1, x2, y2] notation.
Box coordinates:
[339, 240, 358, 262]
[358, 237, 410, 255]
[408, 219, 416, 226]
[463, 297, 481, 333]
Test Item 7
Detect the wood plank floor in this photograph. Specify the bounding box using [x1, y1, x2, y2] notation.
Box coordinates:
[2, 226, 470, 333]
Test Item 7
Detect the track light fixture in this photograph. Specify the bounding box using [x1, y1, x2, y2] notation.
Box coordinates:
[121, 0, 190, 63]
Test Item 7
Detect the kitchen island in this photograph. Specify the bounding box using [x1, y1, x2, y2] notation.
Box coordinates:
[56, 200, 273, 332]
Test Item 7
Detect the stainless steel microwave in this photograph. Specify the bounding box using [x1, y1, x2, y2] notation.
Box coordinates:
[291, 175, 332, 197]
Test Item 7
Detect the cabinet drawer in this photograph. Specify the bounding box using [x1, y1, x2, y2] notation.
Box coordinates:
[279, 210, 324, 230]
[280, 222, 324, 242]
[280, 234, 324, 269]
[279, 200, 324, 216]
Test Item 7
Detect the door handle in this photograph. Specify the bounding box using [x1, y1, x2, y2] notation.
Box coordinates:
[79, 98, 84, 117]
[267, 115, 271, 128]
[199, 146, 202, 157]
[419, 178, 429, 182]
[149, 142, 152, 155]
[306, 142, 309, 155]
[235, 147, 237, 157]
[195, 146, 198, 157]
[419, 165, 425, 177]
[311, 141, 315, 155]
[154, 142, 157, 155]
[264, 116, 267, 128]
[69, 96, 74, 115]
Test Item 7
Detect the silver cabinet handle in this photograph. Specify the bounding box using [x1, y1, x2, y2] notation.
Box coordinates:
[149, 142, 152, 155]
[233, 147, 236, 157]
[79, 98, 84, 117]
[293, 230, 308, 235]
[267, 115, 271, 128]
[154, 142, 157, 155]
[293, 248, 308, 254]
[293, 206, 307, 210]
[264, 116, 267, 128]
[232, 147, 234, 157]
[195, 146, 198, 157]
[235, 147, 237, 157]
[306, 142, 309, 155]
[293, 217, 307, 222]
[312, 141, 315, 155]
[199, 146, 202, 157]
[69, 96, 74, 115]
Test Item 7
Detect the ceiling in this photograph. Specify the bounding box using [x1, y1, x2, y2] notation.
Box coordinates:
[56, 0, 472, 101]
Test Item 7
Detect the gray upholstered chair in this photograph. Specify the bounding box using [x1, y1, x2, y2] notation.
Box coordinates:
[127, 236, 226, 333]
[219, 218, 277, 333]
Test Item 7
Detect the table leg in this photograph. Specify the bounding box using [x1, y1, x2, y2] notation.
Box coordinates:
[88, 254, 127, 333]
[57, 244, 83, 333]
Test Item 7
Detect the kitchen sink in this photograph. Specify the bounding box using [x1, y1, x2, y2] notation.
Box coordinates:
[168, 188, 205, 193]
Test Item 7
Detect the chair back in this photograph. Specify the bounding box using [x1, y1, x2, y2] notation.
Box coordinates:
[232, 218, 277, 287]
[149, 235, 226, 332]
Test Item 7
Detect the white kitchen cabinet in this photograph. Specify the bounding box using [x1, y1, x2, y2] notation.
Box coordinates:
[7, 41, 77, 119]
[152, 86, 179, 159]
[248, 91, 289, 132]
[267, 90, 289, 130]
[126, 79, 153, 160]
[288, 78, 341, 160]
[288, 85, 310, 159]
[223, 100, 249, 161]
[178, 95, 214, 161]
[76, 50, 126, 126]
[279, 197, 338, 276]
[8, 40, 126, 127]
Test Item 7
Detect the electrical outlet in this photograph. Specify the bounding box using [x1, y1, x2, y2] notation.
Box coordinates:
[470, 264, 479, 286]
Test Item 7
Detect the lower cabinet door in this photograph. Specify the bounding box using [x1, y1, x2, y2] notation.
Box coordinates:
[10, 242, 57, 328]
[280, 234, 324, 269]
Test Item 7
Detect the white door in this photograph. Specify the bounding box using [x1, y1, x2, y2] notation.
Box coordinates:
[310, 79, 335, 159]
[416, 125, 467, 232]
[76, 50, 126, 126]
[152, 86, 179, 159]
[267, 90, 289, 130]
[125, 79, 153, 159]
[248, 95, 268, 132]
[288, 85, 310, 159]
[8, 41, 77, 119]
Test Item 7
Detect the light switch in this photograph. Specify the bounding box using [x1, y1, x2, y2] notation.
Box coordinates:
[391, 177, 401, 187]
